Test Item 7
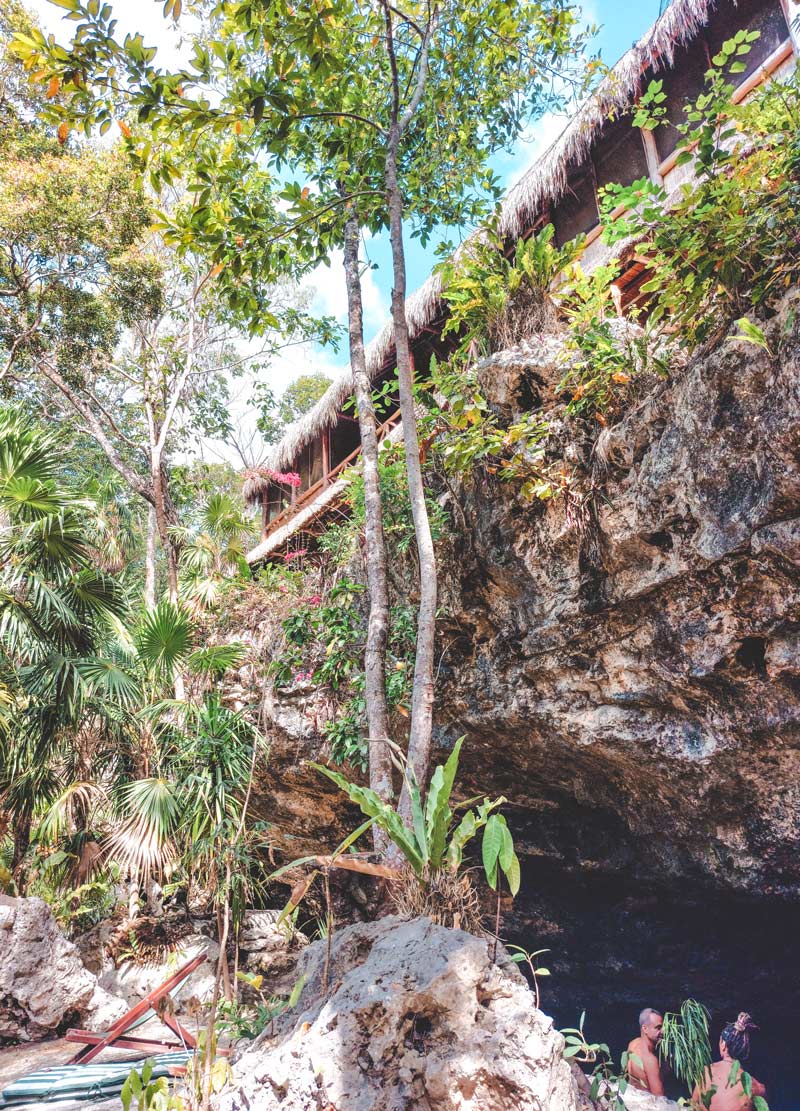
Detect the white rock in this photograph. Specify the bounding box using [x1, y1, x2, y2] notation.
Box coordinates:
[99, 934, 218, 1009]
[217, 916, 585, 1111]
[0, 896, 127, 1042]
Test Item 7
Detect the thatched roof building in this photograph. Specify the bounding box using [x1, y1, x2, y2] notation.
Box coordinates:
[247, 0, 796, 563]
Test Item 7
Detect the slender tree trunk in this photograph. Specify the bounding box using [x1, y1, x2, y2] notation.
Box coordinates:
[150, 451, 179, 603]
[144, 505, 157, 608]
[342, 201, 393, 828]
[11, 813, 31, 893]
[381, 2, 439, 819]
[384, 143, 438, 819]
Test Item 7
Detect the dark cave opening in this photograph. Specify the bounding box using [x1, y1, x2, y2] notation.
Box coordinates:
[507, 858, 799, 1109]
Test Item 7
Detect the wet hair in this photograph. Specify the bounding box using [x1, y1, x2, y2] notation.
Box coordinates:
[639, 1007, 662, 1029]
[721, 1012, 758, 1060]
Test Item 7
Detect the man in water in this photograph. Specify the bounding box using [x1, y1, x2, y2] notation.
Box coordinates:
[627, 1008, 666, 1096]
[692, 1013, 766, 1111]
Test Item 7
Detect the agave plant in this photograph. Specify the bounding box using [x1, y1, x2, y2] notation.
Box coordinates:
[311, 737, 520, 895]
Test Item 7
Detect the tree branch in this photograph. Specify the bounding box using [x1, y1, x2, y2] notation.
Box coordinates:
[37, 357, 154, 506]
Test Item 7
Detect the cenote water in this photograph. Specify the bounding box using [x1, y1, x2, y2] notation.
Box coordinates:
[509, 859, 799, 1110]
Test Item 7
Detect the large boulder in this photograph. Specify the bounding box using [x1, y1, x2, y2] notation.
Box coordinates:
[217, 916, 584, 1111]
[0, 896, 126, 1043]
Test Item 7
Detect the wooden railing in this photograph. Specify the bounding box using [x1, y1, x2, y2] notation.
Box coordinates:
[259, 408, 402, 542]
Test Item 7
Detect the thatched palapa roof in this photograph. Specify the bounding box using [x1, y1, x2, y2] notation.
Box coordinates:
[243, 471, 271, 508]
[264, 0, 720, 475]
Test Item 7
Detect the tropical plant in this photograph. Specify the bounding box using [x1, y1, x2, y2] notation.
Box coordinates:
[312, 737, 520, 895]
[556, 260, 664, 418]
[660, 999, 712, 1092]
[440, 221, 582, 358]
[175, 493, 253, 614]
[217, 970, 308, 1041]
[560, 1012, 630, 1111]
[600, 37, 800, 350]
[0, 407, 129, 887]
[506, 945, 551, 1011]
[419, 354, 558, 500]
[120, 1059, 182, 1111]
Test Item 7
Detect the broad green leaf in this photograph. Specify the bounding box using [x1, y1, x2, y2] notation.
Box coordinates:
[311, 763, 424, 874]
[446, 808, 477, 870]
[503, 848, 521, 896]
[287, 972, 307, 1010]
[482, 813, 504, 888]
[498, 818, 514, 870]
[425, 736, 463, 869]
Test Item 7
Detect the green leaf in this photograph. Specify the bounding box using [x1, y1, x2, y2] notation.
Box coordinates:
[136, 601, 192, 678]
[482, 813, 504, 889]
[730, 317, 770, 353]
[425, 736, 463, 869]
[446, 808, 477, 870]
[503, 849, 521, 896]
[287, 972, 307, 1010]
[311, 763, 425, 874]
[498, 819, 514, 870]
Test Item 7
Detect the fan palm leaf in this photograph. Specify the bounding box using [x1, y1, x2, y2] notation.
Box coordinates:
[135, 600, 193, 679]
[104, 776, 180, 877]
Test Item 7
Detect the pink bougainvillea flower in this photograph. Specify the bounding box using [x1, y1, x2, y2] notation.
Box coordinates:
[306, 594, 322, 606]
[243, 467, 302, 488]
[283, 548, 308, 563]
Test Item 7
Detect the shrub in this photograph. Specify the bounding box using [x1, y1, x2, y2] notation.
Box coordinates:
[600, 37, 800, 350]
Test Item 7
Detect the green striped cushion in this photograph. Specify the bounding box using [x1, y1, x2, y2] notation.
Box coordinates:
[0, 1051, 191, 1105]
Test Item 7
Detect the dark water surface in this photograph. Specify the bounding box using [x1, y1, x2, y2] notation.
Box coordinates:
[508, 859, 799, 1111]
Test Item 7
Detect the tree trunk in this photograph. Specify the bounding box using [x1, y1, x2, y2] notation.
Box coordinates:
[343, 203, 394, 829]
[144, 505, 157, 608]
[384, 133, 438, 818]
[11, 813, 32, 894]
[151, 453, 179, 604]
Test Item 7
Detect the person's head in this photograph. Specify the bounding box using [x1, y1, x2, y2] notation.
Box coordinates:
[639, 1008, 664, 1049]
[720, 1012, 757, 1061]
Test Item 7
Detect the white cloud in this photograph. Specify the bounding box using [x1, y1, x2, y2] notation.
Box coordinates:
[301, 250, 389, 338]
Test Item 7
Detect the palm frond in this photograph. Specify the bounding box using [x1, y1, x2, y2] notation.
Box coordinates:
[188, 642, 246, 677]
[73, 657, 141, 710]
[104, 776, 180, 877]
[135, 600, 193, 678]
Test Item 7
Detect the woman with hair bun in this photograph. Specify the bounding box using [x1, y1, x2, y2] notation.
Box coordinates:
[691, 1013, 767, 1111]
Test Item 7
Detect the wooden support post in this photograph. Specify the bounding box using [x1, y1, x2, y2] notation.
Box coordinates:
[322, 430, 330, 487]
[781, 0, 800, 55]
[639, 127, 664, 186]
[261, 492, 268, 540]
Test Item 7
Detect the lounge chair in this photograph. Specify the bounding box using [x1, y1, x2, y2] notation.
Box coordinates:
[65, 953, 206, 1064]
[0, 1051, 192, 1106]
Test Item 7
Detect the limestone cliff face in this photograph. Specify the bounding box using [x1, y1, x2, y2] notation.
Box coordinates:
[241, 293, 800, 1099]
[255, 292, 800, 902]
[438, 291, 800, 902]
